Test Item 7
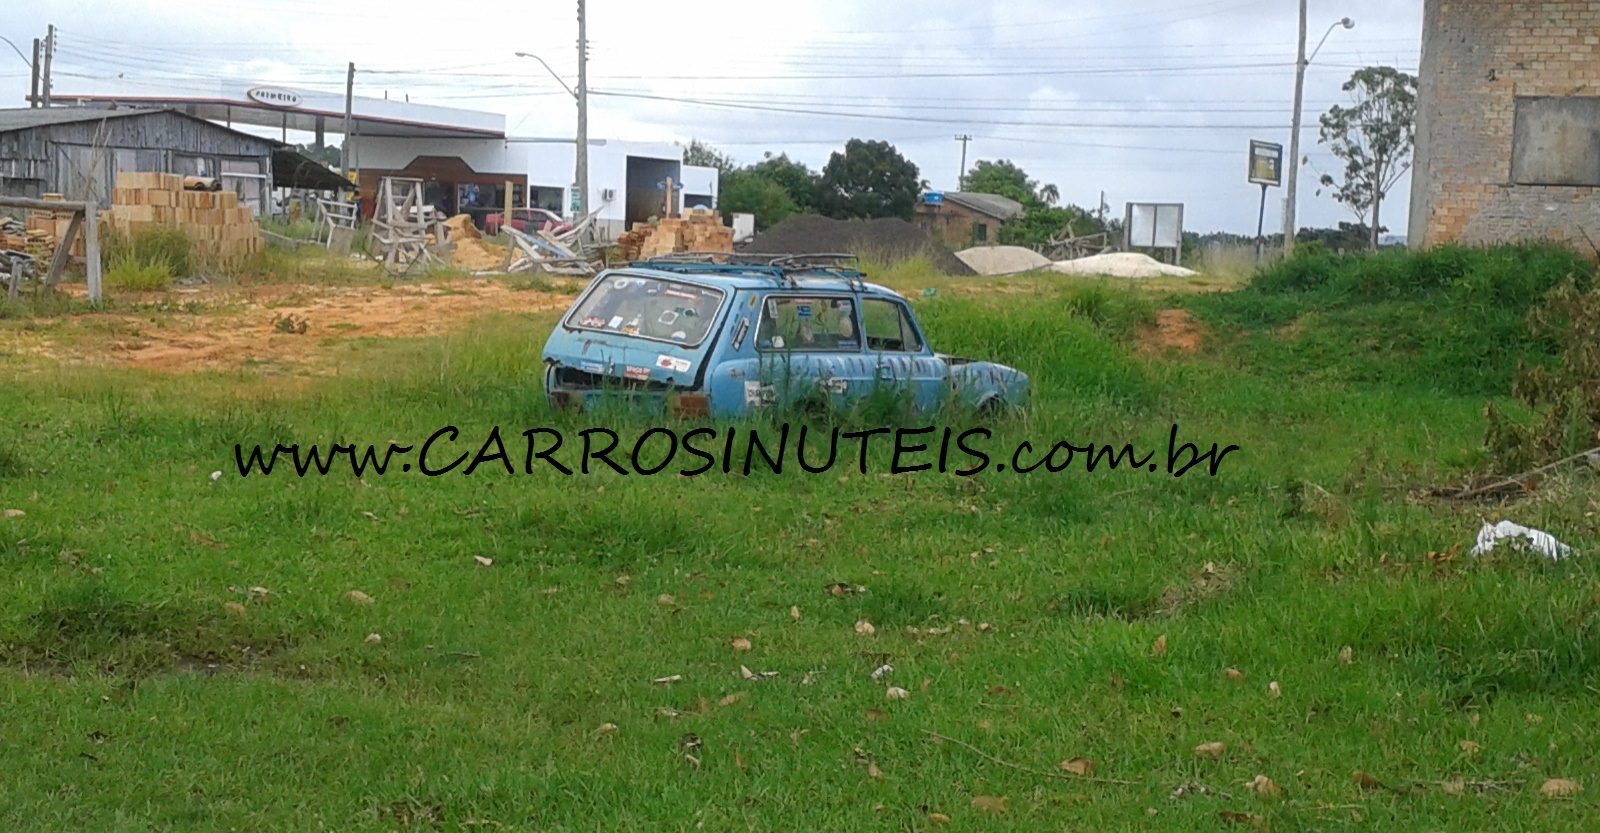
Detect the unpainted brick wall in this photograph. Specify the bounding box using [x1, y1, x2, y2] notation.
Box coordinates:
[1410, 0, 1600, 248]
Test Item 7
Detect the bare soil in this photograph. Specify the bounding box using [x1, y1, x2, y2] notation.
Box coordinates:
[3, 279, 570, 374]
[1137, 308, 1208, 355]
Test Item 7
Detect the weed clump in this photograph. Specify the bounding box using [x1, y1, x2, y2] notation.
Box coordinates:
[100, 226, 194, 290]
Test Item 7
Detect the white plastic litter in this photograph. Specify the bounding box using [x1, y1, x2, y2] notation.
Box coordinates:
[1470, 521, 1574, 561]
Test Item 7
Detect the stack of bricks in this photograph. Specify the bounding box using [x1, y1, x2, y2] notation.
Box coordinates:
[22, 193, 78, 258]
[620, 208, 734, 260]
[105, 172, 263, 266]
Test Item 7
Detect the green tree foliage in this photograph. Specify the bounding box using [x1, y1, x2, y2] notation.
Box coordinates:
[816, 139, 924, 220]
[681, 139, 735, 174]
[963, 159, 1060, 209]
[1317, 66, 1417, 251]
[748, 153, 819, 213]
[719, 170, 801, 231]
[999, 204, 1107, 249]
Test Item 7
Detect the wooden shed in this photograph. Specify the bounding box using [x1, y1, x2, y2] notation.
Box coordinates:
[0, 107, 277, 214]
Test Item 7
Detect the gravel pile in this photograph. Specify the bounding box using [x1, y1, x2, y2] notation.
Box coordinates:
[955, 245, 1053, 276]
[1050, 252, 1199, 279]
[744, 215, 974, 276]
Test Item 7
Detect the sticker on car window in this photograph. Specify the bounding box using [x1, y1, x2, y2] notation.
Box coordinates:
[656, 355, 692, 374]
[771, 336, 785, 349]
[797, 304, 814, 318]
[607, 315, 624, 329]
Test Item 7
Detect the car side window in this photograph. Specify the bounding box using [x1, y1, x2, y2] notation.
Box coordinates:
[757, 297, 859, 352]
[862, 299, 923, 353]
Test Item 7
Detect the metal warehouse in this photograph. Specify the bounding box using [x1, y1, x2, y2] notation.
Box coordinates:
[0, 107, 278, 214]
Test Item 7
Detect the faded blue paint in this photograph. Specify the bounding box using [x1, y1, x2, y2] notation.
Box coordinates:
[540, 264, 1030, 418]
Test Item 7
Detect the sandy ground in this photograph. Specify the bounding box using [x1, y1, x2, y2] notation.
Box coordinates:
[1137, 309, 1208, 355]
[2, 279, 572, 374]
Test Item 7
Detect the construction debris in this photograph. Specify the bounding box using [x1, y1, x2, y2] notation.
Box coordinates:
[104, 172, 263, 267]
[955, 245, 1053, 276]
[370, 177, 448, 276]
[442, 214, 511, 272]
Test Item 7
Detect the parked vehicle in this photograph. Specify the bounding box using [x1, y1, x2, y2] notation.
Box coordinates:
[540, 255, 1030, 418]
[486, 207, 574, 237]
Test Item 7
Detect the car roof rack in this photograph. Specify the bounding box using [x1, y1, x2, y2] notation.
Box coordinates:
[630, 252, 869, 291]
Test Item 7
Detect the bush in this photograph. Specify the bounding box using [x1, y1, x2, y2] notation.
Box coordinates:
[105, 262, 173, 291]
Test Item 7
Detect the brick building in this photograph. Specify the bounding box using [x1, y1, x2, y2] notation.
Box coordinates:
[1409, 0, 1600, 248]
[915, 191, 1025, 246]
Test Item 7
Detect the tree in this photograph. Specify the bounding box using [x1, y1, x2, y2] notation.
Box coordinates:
[999, 204, 1106, 249]
[816, 139, 924, 220]
[962, 159, 1059, 209]
[1317, 66, 1417, 251]
[719, 169, 800, 231]
[681, 139, 735, 174]
[749, 153, 819, 213]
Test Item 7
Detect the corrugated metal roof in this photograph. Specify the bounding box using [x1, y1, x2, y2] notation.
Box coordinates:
[941, 191, 1027, 221]
[0, 107, 164, 133]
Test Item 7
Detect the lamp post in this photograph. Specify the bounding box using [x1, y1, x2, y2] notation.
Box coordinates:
[1283, 11, 1355, 255]
[516, 32, 588, 222]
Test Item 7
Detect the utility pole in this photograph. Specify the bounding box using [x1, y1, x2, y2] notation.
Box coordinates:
[40, 24, 54, 107]
[954, 134, 972, 190]
[341, 62, 355, 181]
[575, 0, 590, 221]
[1282, 0, 1308, 255]
[29, 38, 40, 108]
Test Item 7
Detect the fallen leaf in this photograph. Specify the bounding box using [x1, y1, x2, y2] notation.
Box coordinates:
[731, 636, 753, 652]
[867, 761, 883, 779]
[247, 586, 270, 600]
[656, 594, 676, 607]
[1152, 634, 1168, 657]
[855, 619, 877, 636]
[683, 754, 701, 769]
[1351, 770, 1386, 791]
[1338, 645, 1354, 665]
[1268, 681, 1282, 699]
[473, 555, 494, 567]
[885, 686, 911, 701]
[870, 664, 893, 681]
[1459, 740, 1481, 755]
[364, 633, 382, 645]
[1541, 778, 1581, 798]
[3, 509, 25, 519]
[718, 692, 747, 707]
[734, 751, 746, 770]
[790, 605, 801, 622]
[970, 796, 1009, 814]
[652, 675, 684, 685]
[976, 719, 993, 732]
[1060, 758, 1095, 777]
[679, 733, 703, 751]
[865, 708, 888, 721]
[1224, 667, 1245, 681]
[1194, 742, 1227, 759]
[346, 590, 373, 605]
[1441, 778, 1465, 796]
[1218, 810, 1264, 826]
[596, 722, 618, 735]
[928, 812, 951, 824]
[1244, 774, 1283, 798]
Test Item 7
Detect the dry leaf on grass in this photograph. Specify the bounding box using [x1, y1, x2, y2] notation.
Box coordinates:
[928, 812, 951, 824]
[855, 619, 877, 636]
[1059, 758, 1095, 777]
[970, 796, 1009, 814]
[730, 637, 753, 652]
[1351, 770, 1387, 791]
[473, 555, 493, 567]
[346, 590, 373, 605]
[3, 509, 26, 519]
[740, 665, 779, 681]
[790, 606, 801, 622]
[364, 633, 382, 645]
[865, 708, 888, 721]
[1224, 667, 1245, 681]
[1268, 681, 1282, 699]
[222, 601, 247, 617]
[1459, 740, 1481, 755]
[1218, 810, 1264, 826]
[867, 761, 883, 779]
[718, 692, 747, 707]
[656, 594, 676, 607]
[1194, 742, 1227, 759]
[1152, 634, 1169, 657]
[1541, 778, 1582, 798]
[885, 686, 911, 701]
[596, 722, 618, 735]
[1338, 645, 1354, 664]
[652, 675, 684, 685]
[1441, 778, 1466, 796]
[1244, 774, 1283, 798]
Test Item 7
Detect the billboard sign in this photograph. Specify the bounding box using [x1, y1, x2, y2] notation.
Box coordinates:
[1249, 140, 1284, 187]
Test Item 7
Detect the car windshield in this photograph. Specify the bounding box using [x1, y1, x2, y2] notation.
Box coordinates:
[566, 275, 726, 346]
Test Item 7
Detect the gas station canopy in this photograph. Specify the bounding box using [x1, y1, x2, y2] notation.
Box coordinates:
[54, 81, 505, 140]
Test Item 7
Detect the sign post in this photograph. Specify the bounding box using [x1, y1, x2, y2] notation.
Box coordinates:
[1248, 140, 1284, 263]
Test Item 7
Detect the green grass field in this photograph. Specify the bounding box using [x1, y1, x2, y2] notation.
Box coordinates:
[1, 252, 1597, 831]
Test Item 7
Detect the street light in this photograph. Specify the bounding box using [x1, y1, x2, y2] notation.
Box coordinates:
[515, 44, 588, 223]
[1283, 12, 1355, 255]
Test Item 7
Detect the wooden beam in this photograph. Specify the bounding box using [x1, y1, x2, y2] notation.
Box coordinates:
[0, 196, 90, 213]
[43, 212, 83, 286]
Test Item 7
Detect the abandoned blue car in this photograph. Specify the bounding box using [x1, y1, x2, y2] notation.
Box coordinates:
[540, 255, 1030, 419]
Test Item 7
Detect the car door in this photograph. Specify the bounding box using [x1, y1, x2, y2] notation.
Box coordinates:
[860, 297, 949, 412]
[749, 293, 871, 412]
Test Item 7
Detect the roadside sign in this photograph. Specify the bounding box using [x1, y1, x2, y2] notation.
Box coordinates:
[1249, 140, 1284, 187]
[923, 191, 944, 206]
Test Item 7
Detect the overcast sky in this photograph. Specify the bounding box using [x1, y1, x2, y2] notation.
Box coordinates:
[1, 0, 1423, 236]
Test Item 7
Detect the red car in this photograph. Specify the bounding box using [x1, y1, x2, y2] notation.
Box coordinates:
[486, 208, 574, 237]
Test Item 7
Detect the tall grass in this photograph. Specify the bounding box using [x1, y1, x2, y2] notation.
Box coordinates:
[100, 227, 193, 291]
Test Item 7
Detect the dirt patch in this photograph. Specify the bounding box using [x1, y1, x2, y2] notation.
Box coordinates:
[1137, 309, 1208, 355]
[745, 215, 975, 276]
[1276, 317, 1308, 341]
[4, 278, 572, 374]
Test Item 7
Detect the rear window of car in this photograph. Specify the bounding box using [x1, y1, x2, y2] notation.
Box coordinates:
[566, 275, 727, 347]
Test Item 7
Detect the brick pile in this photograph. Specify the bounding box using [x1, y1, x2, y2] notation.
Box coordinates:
[105, 172, 263, 266]
[17, 194, 80, 259]
[618, 208, 733, 260]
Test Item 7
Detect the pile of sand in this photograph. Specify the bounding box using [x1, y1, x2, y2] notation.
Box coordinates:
[955, 245, 1053, 276]
[442, 214, 509, 272]
[1050, 252, 1199, 279]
